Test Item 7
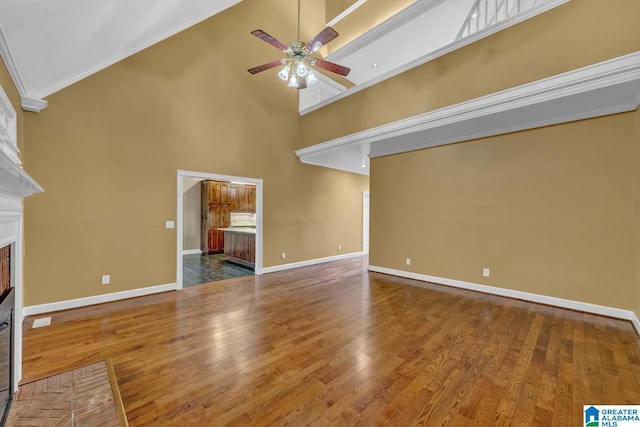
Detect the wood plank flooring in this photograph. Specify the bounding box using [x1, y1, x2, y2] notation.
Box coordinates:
[21, 257, 640, 426]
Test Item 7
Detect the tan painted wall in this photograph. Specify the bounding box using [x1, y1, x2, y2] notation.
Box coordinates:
[182, 177, 201, 252]
[370, 113, 638, 313]
[22, 0, 368, 306]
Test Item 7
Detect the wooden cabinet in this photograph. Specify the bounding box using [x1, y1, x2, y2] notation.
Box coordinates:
[229, 185, 239, 211]
[220, 182, 230, 204]
[206, 181, 230, 204]
[248, 186, 256, 212]
[201, 183, 211, 254]
[220, 205, 230, 227]
[239, 186, 249, 212]
[201, 180, 232, 254]
[208, 181, 220, 204]
[229, 184, 256, 213]
[201, 181, 256, 253]
[223, 230, 255, 266]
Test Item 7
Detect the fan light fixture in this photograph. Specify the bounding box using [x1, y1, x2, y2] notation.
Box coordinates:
[247, 0, 351, 90]
[307, 71, 318, 85]
[278, 65, 290, 81]
[295, 61, 309, 77]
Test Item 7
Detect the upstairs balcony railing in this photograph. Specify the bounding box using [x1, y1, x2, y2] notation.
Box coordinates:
[456, 0, 546, 40]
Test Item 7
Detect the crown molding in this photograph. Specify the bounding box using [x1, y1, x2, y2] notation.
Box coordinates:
[296, 51, 640, 173]
[302, 0, 570, 115]
[0, 25, 48, 113]
[20, 96, 48, 113]
[0, 24, 27, 95]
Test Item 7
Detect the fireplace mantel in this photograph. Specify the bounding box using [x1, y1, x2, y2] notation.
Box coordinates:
[0, 150, 42, 200]
[0, 83, 43, 394]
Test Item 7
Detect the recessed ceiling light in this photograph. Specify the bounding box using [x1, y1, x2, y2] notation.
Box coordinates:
[371, 63, 378, 68]
[471, 12, 479, 19]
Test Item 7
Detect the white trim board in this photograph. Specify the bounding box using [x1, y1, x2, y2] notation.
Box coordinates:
[263, 252, 363, 274]
[182, 249, 202, 256]
[296, 51, 640, 175]
[326, 0, 369, 28]
[23, 283, 177, 317]
[368, 265, 640, 337]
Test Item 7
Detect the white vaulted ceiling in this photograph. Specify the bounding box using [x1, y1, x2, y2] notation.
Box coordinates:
[0, 0, 241, 109]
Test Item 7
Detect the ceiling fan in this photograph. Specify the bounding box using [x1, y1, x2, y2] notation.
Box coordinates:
[247, 2, 351, 90]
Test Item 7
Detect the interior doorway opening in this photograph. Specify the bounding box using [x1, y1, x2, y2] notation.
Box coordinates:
[177, 170, 263, 290]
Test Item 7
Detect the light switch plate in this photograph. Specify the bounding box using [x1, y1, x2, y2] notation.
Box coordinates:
[165, 221, 175, 229]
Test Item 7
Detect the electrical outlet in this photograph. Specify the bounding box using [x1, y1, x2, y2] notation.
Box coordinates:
[32, 317, 51, 328]
[483, 268, 490, 277]
[281, 252, 286, 259]
[406, 258, 411, 266]
[101, 274, 110, 285]
[338, 244, 342, 251]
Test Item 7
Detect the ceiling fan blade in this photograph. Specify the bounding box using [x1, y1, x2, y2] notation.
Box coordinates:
[306, 27, 339, 53]
[247, 60, 283, 74]
[313, 59, 351, 77]
[297, 77, 307, 90]
[251, 30, 289, 51]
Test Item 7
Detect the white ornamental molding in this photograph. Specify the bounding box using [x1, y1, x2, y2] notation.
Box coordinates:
[20, 96, 48, 113]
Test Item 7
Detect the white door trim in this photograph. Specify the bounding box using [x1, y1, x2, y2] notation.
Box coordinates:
[363, 191, 369, 254]
[176, 170, 264, 290]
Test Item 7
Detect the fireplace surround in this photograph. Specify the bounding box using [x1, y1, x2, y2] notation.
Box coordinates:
[0, 83, 44, 415]
[0, 286, 13, 424]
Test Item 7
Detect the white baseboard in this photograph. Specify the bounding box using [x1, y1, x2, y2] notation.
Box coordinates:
[368, 265, 640, 337]
[263, 252, 363, 274]
[182, 249, 202, 256]
[23, 283, 177, 317]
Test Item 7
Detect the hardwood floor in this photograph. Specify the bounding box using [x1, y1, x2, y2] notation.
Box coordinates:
[22, 257, 640, 426]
